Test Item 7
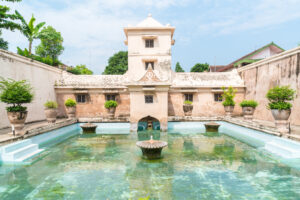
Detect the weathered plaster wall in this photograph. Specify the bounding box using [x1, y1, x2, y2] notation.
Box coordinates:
[168, 90, 244, 117]
[129, 87, 169, 131]
[0, 50, 63, 129]
[126, 30, 173, 82]
[55, 90, 130, 118]
[239, 47, 300, 125]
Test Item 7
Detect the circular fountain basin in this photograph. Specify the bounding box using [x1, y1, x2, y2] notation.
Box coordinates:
[136, 138, 168, 159]
[204, 122, 220, 132]
[80, 123, 97, 133]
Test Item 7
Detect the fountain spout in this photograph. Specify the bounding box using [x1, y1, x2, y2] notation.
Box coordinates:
[136, 136, 168, 159]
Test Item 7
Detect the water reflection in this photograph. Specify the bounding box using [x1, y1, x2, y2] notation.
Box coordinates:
[0, 130, 300, 199]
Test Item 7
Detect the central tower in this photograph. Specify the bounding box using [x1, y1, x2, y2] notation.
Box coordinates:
[124, 14, 176, 132]
[124, 14, 175, 81]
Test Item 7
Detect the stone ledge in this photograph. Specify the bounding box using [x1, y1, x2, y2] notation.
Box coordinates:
[0, 119, 77, 145]
[25, 119, 77, 138]
[289, 134, 300, 142]
[168, 116, 282, 137]
[78, 117, 129, 123]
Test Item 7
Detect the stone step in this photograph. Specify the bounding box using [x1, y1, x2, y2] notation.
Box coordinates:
[2, 139, 32, 154]
[1, 144, 43, 162]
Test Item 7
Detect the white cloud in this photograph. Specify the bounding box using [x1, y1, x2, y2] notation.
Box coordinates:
[2, 0, 187, 73]
[1, 0, 300, 73]
[196, 0, 300, 35]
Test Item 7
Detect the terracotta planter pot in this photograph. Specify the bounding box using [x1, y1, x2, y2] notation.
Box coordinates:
[271, 109, 291, 121]
[242, 106, 255, 120]
[66, 106, 76, 119]
[44, 108, 57, 123]
[7, 111, 28, 135]
[271, 109, 291, 135]
[183, 104, 193, 116]
[224, 106, 234, 116]
[107, 107, 116, 118]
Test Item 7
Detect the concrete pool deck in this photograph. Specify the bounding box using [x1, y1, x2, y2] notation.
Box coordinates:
[0, 116, 300, 146]
[0, 119, 77, 145]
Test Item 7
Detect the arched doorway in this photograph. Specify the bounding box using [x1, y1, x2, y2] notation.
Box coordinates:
[138, 116, 160, 131]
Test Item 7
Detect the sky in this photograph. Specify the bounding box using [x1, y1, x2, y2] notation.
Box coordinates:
[2, 0, 300, 74]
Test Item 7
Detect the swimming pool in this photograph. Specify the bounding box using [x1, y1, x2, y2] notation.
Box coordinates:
[0, 122, 300, 199]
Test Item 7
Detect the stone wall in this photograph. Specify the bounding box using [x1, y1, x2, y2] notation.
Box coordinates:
[168, 90, 244, 117]
[239, 46, 300, 125]
[55, 90, 130, 118]
[128, 86, 169, 131]
[0, 50, 63, 129]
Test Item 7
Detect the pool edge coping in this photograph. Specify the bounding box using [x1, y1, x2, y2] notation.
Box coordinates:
[1, 116, 299, 146]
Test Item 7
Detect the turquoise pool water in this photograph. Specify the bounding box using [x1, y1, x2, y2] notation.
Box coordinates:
[0, 123, 300, 199]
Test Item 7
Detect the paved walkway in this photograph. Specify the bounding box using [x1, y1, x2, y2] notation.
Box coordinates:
[0, 119, 76, 145]
[239, 117, 300, 135]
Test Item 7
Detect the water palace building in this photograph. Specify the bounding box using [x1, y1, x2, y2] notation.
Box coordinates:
[55, 14, 244, 131]
[1, 14, 300, 133]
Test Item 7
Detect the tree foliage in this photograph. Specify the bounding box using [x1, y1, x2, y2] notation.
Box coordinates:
[35, 26, 64, 60]
[44, 101, 58, 109]
[67, 64, 93, 75]
[0, 3, 21, 31]
[65, 98, 76, 107]
[0, 0, 22, 49]
[15, 11, 45, 54]
[190, 63, 209, 72]
[184, 100, 192, 105]
[0, 30, 8, 50]
[175, 62, 184, 72]
[240, 100, 258, 108]
[0, 77, 34, 111]
[266, 85, 295, 110]
[103, 51, 128, 75]
[104, 100, 118, 109]
[222, 86, 236, 106]
[17, 47, 60, 66]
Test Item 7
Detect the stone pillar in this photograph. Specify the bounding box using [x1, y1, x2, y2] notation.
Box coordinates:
[275, 120, 289, 137]
[160, 118, 168, 132]
[130, 122, 138, 132]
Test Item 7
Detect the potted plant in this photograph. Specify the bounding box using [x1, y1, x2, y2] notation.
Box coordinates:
[240, 100, 258, 120]
[266, 85, 295, 121]
[222, 86, 236, 116]
[64, 98, 77, 118]
[183, 100, 193, 116]
[0, 78, 34, 135]
[105, 100, 118, 118]
[44, 101, 58, 123]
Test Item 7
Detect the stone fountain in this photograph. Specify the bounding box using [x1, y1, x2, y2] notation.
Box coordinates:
[136, 136, 168, 159]
[204, 122, 220, 132]
[80, 122, 97, 133]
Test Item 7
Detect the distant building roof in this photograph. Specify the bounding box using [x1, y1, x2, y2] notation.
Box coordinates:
[56, 70, 244, 89]
[211, 42, 284, 72]
[123, 14, 175, 41]
[172, 70, 244, 88]
[55, 72, 128, 89]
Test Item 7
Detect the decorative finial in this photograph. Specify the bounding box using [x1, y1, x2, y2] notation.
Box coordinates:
[148, 13, 152, 17]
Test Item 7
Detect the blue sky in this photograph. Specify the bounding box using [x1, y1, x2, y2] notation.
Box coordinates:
[2, 0, 300, 74]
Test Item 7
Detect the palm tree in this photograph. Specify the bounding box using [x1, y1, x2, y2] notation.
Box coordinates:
[15, 11, 45, 55]
[0, 6, 20, 31]
[0, 0, 22, 50]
